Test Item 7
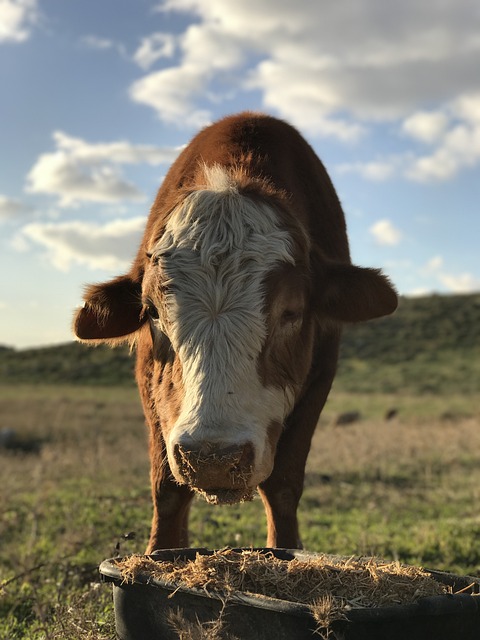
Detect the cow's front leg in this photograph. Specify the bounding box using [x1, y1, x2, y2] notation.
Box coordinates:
[258, 473, 303, 549]
[145, 425, 193, 552]
[258, 417, 314, 548]
[146, 474, 194, 553]
[258, 412, 318, 548]
[258, 351, 338, 549]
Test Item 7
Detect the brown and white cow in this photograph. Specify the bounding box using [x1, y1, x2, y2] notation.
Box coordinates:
[74, 112, 397, 552]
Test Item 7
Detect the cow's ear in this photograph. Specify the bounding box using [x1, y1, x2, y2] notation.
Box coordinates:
[315, 262, 398, 323]
[73, 274, 146, 343]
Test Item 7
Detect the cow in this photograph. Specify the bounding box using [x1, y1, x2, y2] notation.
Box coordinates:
[73, 112, 397, 552]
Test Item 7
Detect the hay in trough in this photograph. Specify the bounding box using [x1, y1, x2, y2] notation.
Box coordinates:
[117, 549, 449, 627]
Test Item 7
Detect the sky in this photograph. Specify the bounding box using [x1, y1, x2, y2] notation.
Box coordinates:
[1, 0, 480, 348]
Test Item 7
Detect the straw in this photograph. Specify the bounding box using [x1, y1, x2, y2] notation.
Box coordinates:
[117, 549, 450, 627]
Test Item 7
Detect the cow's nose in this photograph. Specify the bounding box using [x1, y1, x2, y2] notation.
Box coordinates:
[173, 442, 254, 490]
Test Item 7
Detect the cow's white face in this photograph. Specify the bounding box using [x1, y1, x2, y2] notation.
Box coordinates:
[143, 166, 305, 502]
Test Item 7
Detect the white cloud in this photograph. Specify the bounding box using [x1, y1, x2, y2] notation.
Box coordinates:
[425, 255, 444, 273]
[337, 160, 395, 181]
[0, 195, 32, 220]
[133, 32, 175, 69]
[133, 0, 480, 141]
[80, 35, 128, 58]
[130, 20, 248, 128]
[370, 219, 403, 246]
[17, 217, 146, 271]
[403, 93, 480, 182]
[455, 93, 480, 124]
[438, 272, 480, 293]
[406, 127, 480, 181]
[0, 0, 37, 43]
[26, 132, 180, 206]
[421, 255, 480, 293]
[402, 111, 449, 143]
[81, 35, 115, 50]
[131, 65, 212, 129]
[337, 92, 480, 182]
[247, 60, 365, 141]
[408, 287, 431, 298]
[50, 131, 179, 165]
[27, 153, 144, 207]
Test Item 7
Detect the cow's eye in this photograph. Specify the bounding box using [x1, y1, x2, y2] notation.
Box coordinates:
[281, 310, 302, 326]
[145, 301, 159, 320]
[160, 280, 176, 295]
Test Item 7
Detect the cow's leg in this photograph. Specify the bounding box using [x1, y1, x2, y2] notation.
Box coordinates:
[145, 429, 195, 553]
[146, 476, 194, 553]
[258, 339, 339, 549]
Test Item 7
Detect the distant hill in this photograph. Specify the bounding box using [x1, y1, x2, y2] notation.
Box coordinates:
[0, 341, 135, 386]
[336, 293, 480, 394]
[1, 293, 479, 394]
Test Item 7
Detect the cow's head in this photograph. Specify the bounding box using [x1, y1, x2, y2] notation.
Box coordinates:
[74, 166, 397, 504]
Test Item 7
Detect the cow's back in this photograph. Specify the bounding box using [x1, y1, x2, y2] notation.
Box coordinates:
[140, 113, 350, 267]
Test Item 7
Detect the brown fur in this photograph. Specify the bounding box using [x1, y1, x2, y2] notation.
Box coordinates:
[73, 112, 397, 551]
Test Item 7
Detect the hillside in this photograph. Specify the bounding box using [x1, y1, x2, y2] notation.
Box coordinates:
[0, 341, 135, 386]
[336, 293, 480, 394]
[1, 293, 479, 394]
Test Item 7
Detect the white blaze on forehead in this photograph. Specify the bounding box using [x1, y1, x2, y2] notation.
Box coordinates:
[152, 165, 295, 462]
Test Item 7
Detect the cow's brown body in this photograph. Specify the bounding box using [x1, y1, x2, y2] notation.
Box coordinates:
[74, 113, 397, 552]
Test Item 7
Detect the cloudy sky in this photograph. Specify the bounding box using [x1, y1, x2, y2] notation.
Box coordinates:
[1, 0, 480, 348]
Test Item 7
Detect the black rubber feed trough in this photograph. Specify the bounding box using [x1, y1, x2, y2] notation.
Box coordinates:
[99, 548, 480, 640]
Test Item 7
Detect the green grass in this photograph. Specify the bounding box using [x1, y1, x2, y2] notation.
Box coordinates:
[1, 385, 480, 638]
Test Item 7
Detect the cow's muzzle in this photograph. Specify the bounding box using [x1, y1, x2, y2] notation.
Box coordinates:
[173, 442, 255, 504]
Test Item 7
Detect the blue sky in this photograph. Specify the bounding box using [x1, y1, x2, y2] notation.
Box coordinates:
[1, 0, 480, 348]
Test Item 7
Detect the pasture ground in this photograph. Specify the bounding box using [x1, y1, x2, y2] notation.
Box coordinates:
[1, 384, 479, 639]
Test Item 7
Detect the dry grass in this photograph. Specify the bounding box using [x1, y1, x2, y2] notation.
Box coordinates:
[308, 408, 480, 479]
[117, 549, 448, 627]
[166, 607, 234, 640]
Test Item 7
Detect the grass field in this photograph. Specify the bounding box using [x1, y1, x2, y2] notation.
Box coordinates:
[1, 384, 479, 639]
